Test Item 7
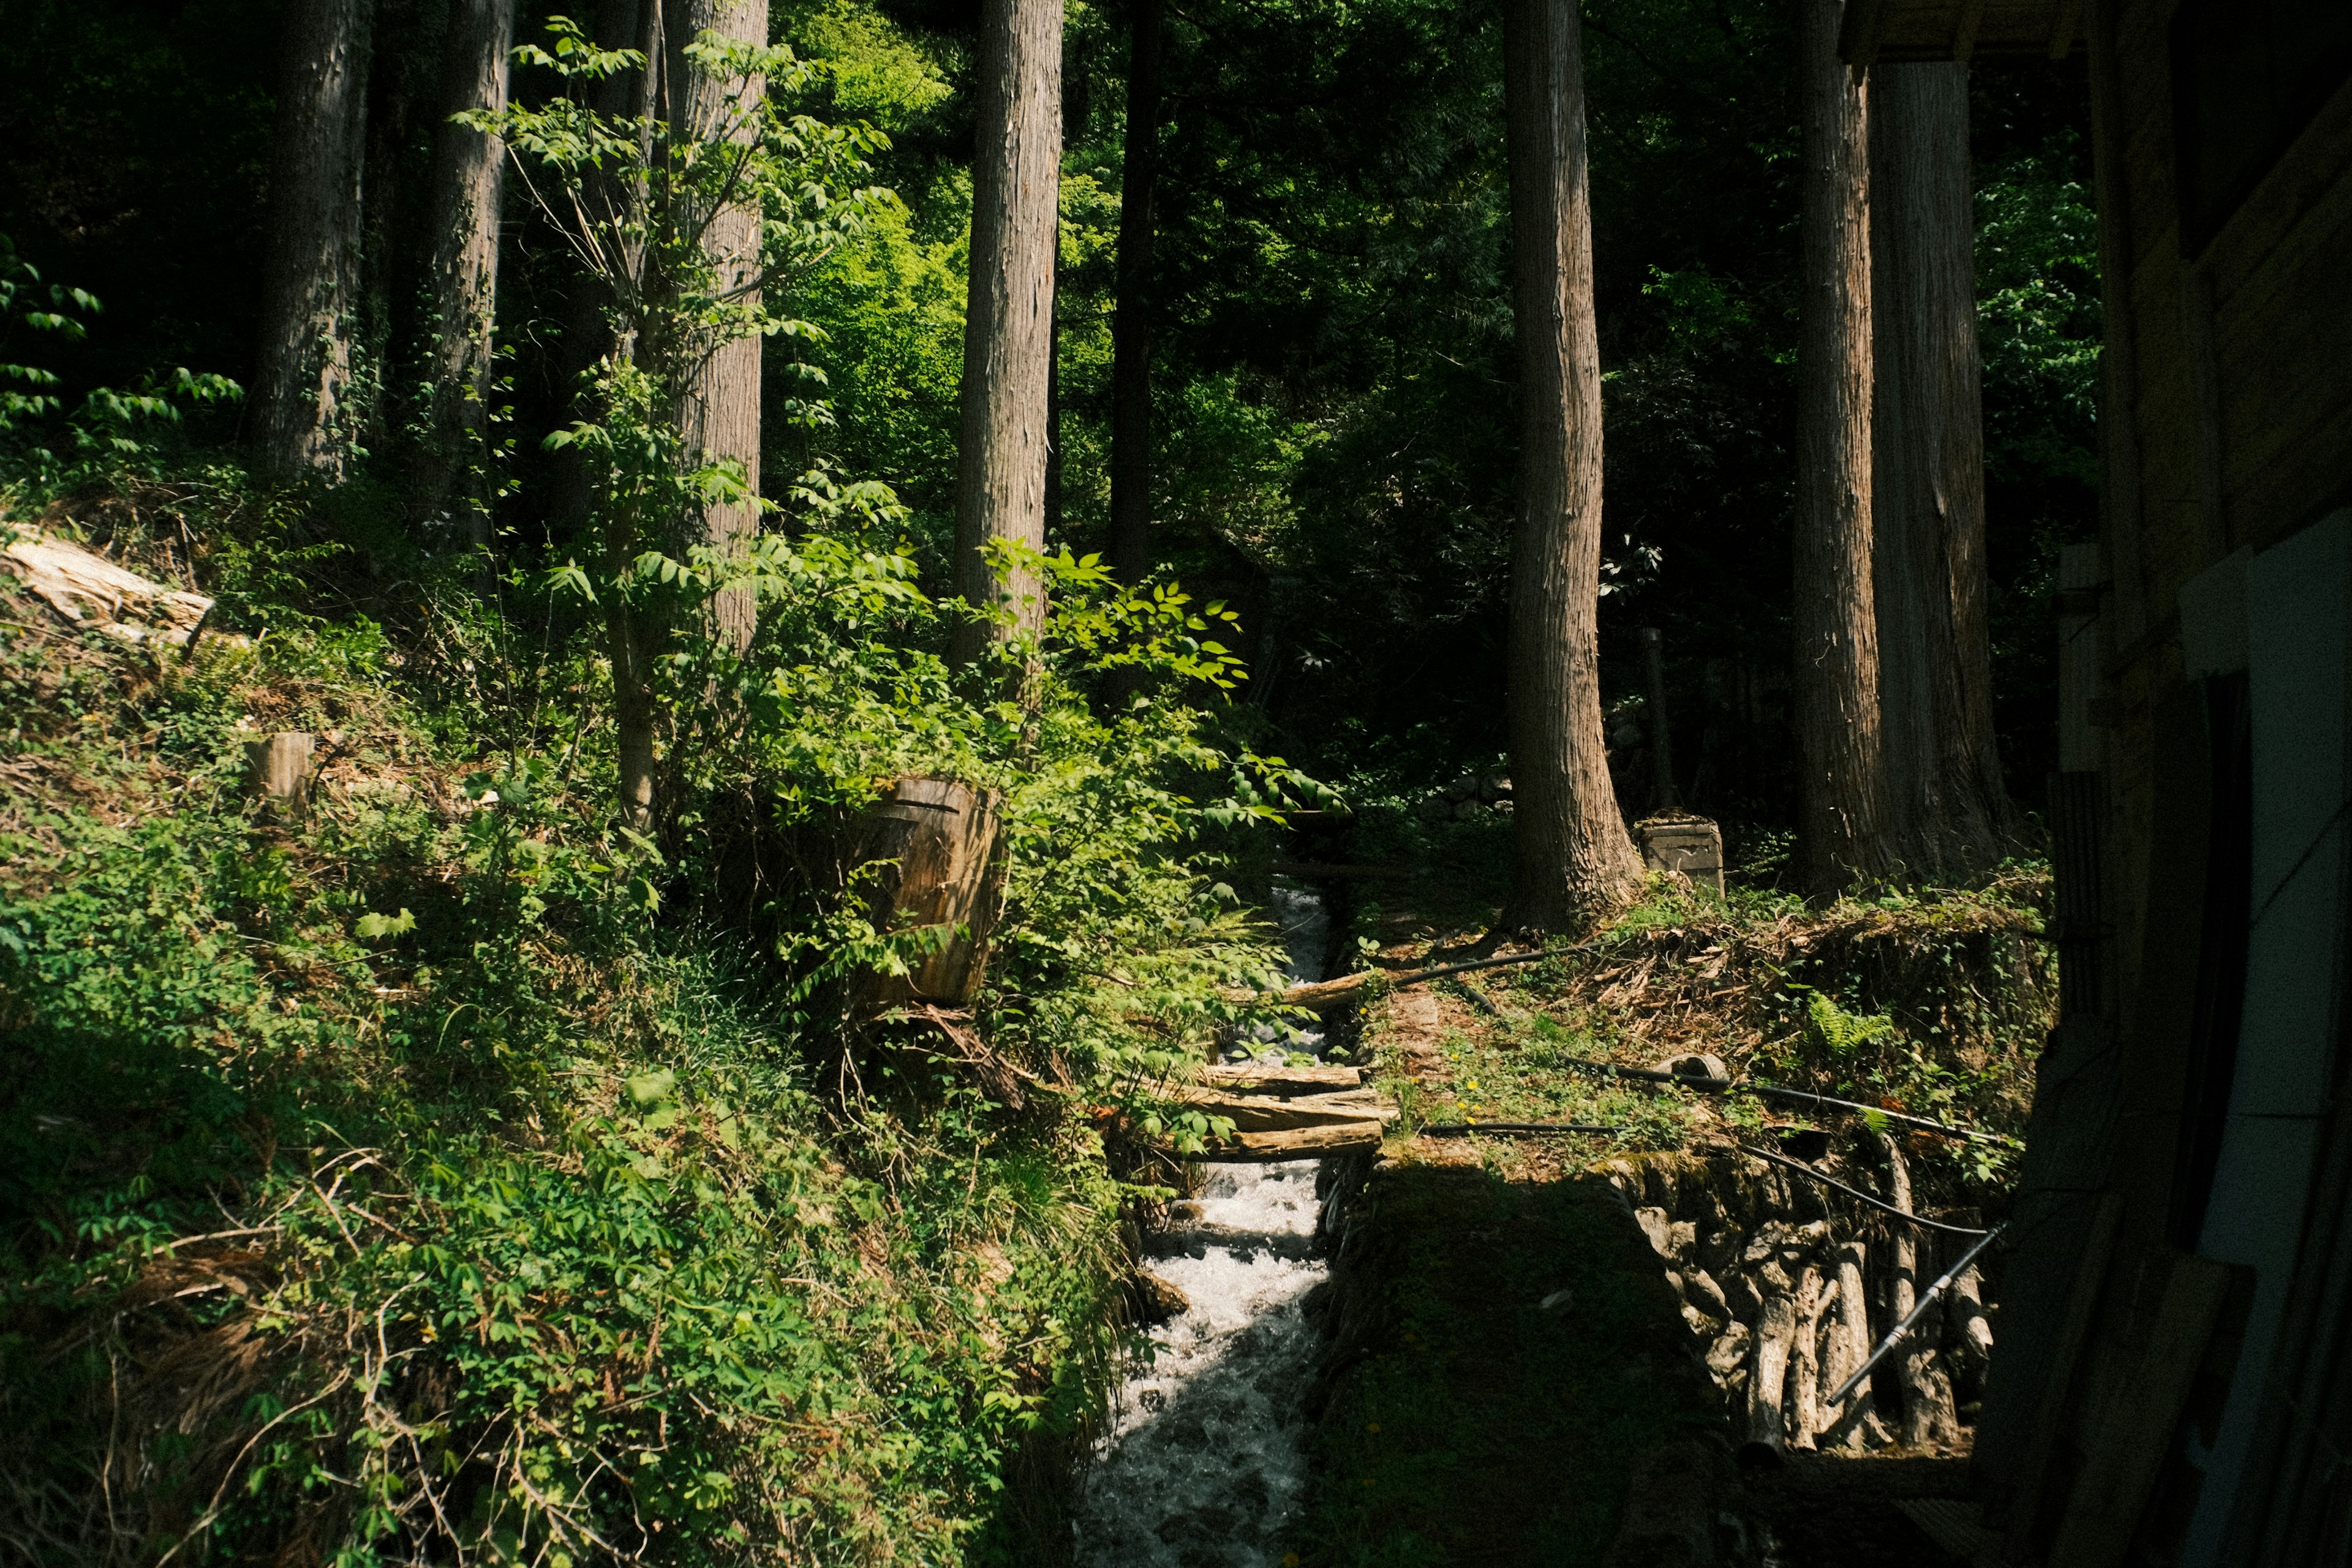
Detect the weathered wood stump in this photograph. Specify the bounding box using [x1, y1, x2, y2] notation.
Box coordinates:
[244, 733, 315, 816]
[850, 777, 1007, 1011]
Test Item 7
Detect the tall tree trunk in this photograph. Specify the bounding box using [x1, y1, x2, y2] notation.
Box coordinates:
[1794, 0, 1893, 894]
[1869, 62, 2013, 880]
[950, 0, 1064, 665]
[551, 0, 647, 549]
[1500, 0, 1645, 930]
[1107, 0, 1162, 589]
[672, 0, 767, 656]
[409, 0, 514, 551]
[253, 0, 377, 484]
[357, 0, 421, 465]
[579, 0, 658, 827]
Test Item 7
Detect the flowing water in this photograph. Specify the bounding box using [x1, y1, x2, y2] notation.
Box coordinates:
[1073, 882, 1337, 1568]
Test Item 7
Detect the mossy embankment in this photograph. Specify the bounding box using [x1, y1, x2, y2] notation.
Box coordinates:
[1287, 814, 2052, 1564]
[1293, 1162, 1722, 1564]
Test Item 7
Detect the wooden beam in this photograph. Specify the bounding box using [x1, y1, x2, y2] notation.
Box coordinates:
[2003, 1192, 2125, 1562]
[2049, 0, 2082, 58]
[1179, 1090, 1394, 1133]
[1199, 1061, 1368, 1093]
[2043, 1251, 2241, 1568]
[1838, 0, 1888, 66]
[1952, 0, 1987, 61]
[1182, 1122, 1384, 1161]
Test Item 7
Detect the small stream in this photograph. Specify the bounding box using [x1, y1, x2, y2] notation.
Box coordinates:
[1072, 882, 1336, 1568]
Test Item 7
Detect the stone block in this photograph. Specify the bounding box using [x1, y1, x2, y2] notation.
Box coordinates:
[1637, 814, 1724, 893]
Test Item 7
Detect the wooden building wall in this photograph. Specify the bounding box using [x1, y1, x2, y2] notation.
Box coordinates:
[1895, 1, 2352, 1563]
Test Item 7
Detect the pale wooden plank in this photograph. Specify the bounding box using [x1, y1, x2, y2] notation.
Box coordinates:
[2044, 1250, 2238, 1568]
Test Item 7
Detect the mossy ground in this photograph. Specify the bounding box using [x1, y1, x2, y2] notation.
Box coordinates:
[1292, 1166, 1719, 1566]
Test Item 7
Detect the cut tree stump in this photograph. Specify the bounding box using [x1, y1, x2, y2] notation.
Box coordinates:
[1635, 814, 1724, 893]
[245, 733, 315, 816]
[851, 777, 1006, 1011]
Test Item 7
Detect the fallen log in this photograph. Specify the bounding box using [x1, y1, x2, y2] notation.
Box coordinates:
[4, 531, 213, 644]
[1178, 1090, 1395, 1133]
[1224, 942, 1581, 1012]
[1199, 1061, 1367, 1094]
[1182, 1122, 1384, 1162]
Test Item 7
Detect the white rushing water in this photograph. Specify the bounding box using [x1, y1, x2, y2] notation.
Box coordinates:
[1073, 882, 1336, 1568]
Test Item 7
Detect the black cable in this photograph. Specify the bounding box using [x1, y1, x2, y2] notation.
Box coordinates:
[1733, 1143, 1991, 1236]
[1826, 1223, 2010, 1407]
[1743, 1084, 2022, 1150]
[1554, 1054, 2020, 1148]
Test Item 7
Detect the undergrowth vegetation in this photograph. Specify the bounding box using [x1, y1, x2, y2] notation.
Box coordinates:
[0, 477, 1317, 1567]
[1349, 848, 2051, 1203]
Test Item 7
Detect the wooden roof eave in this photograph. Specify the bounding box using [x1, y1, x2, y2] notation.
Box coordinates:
[1837, 0, 2084, 66]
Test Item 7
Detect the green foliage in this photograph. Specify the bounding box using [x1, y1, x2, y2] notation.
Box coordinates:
[1799, 990, 1899, 1055]
[0, 234, 239, 484]
[1975, 134, 2103, 489]
[475, 17, 891, 406]
[0, 445, 1317, 1563]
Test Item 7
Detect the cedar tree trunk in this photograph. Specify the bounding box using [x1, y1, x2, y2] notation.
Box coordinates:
[950, 0, 1064, 665]
[551, 0, 648, 543]
[253, 0, 376, 484]
[1107, 0, 1163, 588]
[410, 0, 514, 548]
[1500, 0, 1645, 929]
[1795, 0, 1893, 893]
[673, 0, 767, 656]
[1869, 62, 2013, 878]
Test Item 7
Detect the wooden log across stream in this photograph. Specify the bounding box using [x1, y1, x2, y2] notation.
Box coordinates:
[1180, 1121, 1385, 1162]
[1170, 1061, 1392, 1161]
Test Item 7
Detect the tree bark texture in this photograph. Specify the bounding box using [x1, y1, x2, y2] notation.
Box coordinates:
[253, 0, 376, 484]
[672, 0, 767, 655]
[1107, 0, 1163, 588]
[1748, 1291, 1797, 1451]
[1794, 0, 1893, 894]
[849, 777, 1009, 1012]
[1820, 1240, 1877, 1450]
[1868, 62, 2013, 880]
[551, 0, 650, 545]
[1500, 0, 1645, 930]
[409, 0, 514, 547]
[1882, 1137, 1966, 1446]
[950, 0, 1063, 666]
